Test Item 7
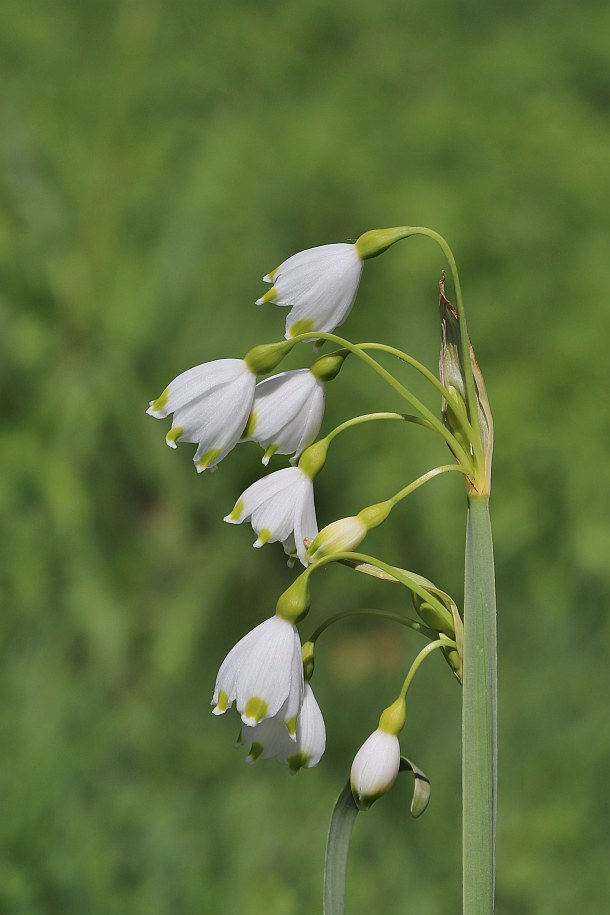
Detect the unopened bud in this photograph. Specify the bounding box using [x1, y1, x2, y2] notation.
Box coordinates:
[412, 593, 455, 638]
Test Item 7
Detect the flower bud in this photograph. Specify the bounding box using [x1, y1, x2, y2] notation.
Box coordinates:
[412, 593, 455, 638]
[350, 729, 401, 811]
[244, 341, 295, 375]
[306, 500, 392, 562]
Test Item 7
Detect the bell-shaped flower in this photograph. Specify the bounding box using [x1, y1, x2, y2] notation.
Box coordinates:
[243, 368, 325, 465]
[212, 615, 304, 728]
[224, 466, 317, 566]
[239, 683, 326, 771]
[256, 243, 363, 339]
[350, 729, 401, 810]
[147, 358, 256, 472]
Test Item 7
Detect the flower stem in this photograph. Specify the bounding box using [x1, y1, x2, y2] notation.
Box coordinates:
[387, 463, 467, 508]
[323, 411, 435, 446]
[308, 607, 436, 644]
[462, 494, 497, 915]
[291, 330, 474, 473]
[399, 638, 456, 700]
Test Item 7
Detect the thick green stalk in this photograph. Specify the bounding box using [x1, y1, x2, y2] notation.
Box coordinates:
[462, 495, 497, 914]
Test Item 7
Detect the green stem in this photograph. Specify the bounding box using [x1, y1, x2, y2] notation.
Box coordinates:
[308, 608, 436, 644]
[388, 463, 467, 507]
[462, 495, 497, 915]
[324, 781, 359, 915]
[291, 330, 474, 472]
[324, 411, 434, 445]
[306, 550, 454, 632]
[399, 638, 456, 700]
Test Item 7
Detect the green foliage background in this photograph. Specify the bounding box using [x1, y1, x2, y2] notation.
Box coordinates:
[2, 1, 609, 912]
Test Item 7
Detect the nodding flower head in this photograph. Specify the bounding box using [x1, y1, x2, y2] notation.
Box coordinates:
[147, 358, 256, 472]
[257, 243, 363, 339]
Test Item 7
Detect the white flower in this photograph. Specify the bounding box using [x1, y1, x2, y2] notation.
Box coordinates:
[256, 243, 363, 339]
[350, 729, 401, 810]
[212, 615, 304, 728]
[243, 369, 325, 465]
[306, 515, 367, 562]
[239, 683, 326, 771]
[146, 358, 256, 472]
[224, 466, 317, 566]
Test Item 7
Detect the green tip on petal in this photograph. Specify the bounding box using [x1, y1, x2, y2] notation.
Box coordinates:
[149, 387, 170, 413]
[256, 286, 278, 306]
[244, 697, 269, 725]
[262, 444, 278, 465]
[196, 448, 222, 472]
[165, 426, 184, 448]
[213, 690, 230, 715]
[241, 412, 257, 439]
[225, 499, 244, 523]
[289, 318, 316, 338]
[253, 528, 271, 547]
[286, 715, 298, 737]
[246, 742, 264, 764]
[287, 751, 308, 772]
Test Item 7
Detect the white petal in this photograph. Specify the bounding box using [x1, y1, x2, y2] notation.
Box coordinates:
[292, 477, 318, 566]
[147, 359, 247, 418]
[241, 716, 295, 763]
[294, 684, 326, 768]
[247, 370, 325, 458]
[350, 730, 401, 805]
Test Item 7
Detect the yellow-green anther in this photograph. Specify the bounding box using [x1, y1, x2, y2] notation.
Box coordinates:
[354, 226, 411, 260]
[244, 340, 295, 375]
[379, 697, 407, 736]
[297, 438, 329, 479]
[275, 573, 311, 623]
[310, 349, 349, 382]
[302, 640, 315, 681]
[357, 500, 392, 530]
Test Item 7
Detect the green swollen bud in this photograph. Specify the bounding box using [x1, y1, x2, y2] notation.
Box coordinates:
[297, 438, 329, 479]
[306, 500, 392, 562]
[412, 592, 455, 638]
[310, 349, 349, 382]
[379, 697, 406, 736]
[354, 226, 410, 260]
[244, 340, 295, 375]
[442, 644, 462, 682]
[302, 640, 315, 682]
[275, 573, 311, 624]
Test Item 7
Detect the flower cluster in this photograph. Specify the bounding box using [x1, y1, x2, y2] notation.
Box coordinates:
[147, 227, 466, 797]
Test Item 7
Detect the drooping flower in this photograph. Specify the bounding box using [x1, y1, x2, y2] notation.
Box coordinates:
[147, 358, 256, 472]
[239, 683, 326, 771]
[350, 729, 401, 810]
[212, 615, 304, 729]
[243, 368, 325, 465]
[224, 466, 318, 566]
[256, 243, 363, 339]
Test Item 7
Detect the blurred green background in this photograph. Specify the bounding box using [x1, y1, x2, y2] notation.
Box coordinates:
[2, 0, 609, 912]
